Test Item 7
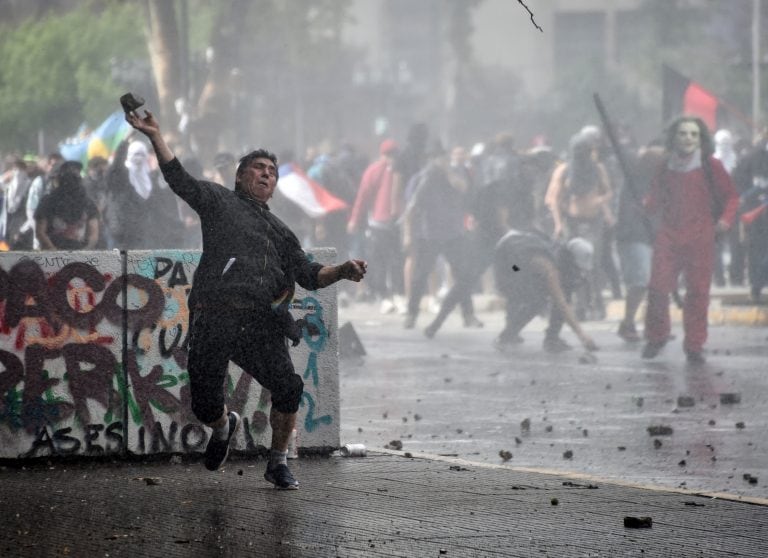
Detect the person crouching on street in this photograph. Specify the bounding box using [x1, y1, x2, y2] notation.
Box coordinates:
[493, 229, 598, 354]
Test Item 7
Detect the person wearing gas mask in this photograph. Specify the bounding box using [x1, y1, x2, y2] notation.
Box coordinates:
[641, 116, 739, 365]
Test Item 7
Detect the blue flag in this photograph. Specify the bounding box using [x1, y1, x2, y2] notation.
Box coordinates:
[59, 111, 131, 165]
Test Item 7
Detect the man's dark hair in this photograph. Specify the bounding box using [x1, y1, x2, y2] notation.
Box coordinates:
[235, 149, 279, 191]
[88, 156, 108, 169]
[664, 116, 714, 157]
[54, 160, 83, 179]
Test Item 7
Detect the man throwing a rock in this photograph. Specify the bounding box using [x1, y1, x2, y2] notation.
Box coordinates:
[126, 106, 366, 489]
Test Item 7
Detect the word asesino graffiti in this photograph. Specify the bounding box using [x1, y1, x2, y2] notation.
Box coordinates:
[0, 252, 336, 459]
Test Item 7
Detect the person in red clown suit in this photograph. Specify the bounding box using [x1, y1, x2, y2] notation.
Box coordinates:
[641, 116, 739, 365]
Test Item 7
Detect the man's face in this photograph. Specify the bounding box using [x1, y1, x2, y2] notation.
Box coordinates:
[673, 121, 701, 156]
[238, 157, 277, 203]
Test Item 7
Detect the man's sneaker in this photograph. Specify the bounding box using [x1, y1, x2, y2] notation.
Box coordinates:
[542, 337, 572, 353]
[264, 462, 300, 490]
[379, 298, 396, 314]
[685, 350, 706, 365]
[424, 323, 438, 339]
[493, 334, 524, 352]
[641, 342, 665, 360]
[463, 315, 484, 328]
[618, 321, 641, 342]
[203, 411, 240, 471]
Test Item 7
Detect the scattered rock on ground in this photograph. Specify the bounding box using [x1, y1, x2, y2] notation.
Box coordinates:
[720, 393, 741, 405]
[677, 395, 695, 407]
[562, 481, 598, 489]
[520, 418, 531, 433]
[647, 425, 674, 436]
[134, 477, 161, 486]
[624, 516, 653, 529]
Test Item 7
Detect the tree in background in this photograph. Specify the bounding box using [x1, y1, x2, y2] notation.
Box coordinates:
[0, 1, 145, 153]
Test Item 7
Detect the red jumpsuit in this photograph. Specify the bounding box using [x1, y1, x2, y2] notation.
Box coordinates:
[644, 157, 739, 353]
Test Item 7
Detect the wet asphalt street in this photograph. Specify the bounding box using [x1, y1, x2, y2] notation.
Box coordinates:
[338, 297, 768, 503]
[2, 294, 767, 557]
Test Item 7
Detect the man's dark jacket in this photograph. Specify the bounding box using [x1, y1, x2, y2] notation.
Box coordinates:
[159, 158, 323, 327]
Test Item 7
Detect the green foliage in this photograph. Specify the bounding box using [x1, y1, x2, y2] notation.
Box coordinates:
[0, 1, 146, 153]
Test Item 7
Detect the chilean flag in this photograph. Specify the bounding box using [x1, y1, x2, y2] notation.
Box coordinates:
[277, 163, 349, 218]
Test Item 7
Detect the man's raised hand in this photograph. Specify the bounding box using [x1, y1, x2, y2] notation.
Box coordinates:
[125, 109, 160, 138]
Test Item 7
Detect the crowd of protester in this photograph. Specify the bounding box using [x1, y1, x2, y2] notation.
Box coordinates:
[1, 117, 766, 353]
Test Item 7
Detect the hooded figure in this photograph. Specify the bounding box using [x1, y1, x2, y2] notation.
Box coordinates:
[34, 161, 99, 250]
[713, 129, 738, 175]
[126, 141, 153, 199]
[105, 139, 162, 248]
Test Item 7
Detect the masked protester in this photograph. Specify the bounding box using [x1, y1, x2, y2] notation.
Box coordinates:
[641, 116, 739, 365]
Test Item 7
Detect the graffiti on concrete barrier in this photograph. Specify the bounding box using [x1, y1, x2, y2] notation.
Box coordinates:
[0, 250, 339, 459]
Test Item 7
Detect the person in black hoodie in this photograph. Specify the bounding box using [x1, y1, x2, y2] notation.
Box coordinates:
[126, 106, 366, 490]
[34, 161, 99, 250]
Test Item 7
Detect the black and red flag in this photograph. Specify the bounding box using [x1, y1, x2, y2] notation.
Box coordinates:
[662, 64, 730, 131]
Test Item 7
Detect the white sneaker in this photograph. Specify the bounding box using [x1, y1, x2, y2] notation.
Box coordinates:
[393, 295, 408, 315]
[436, 284, 450, 300]
[379, 298, 396, 314]
[427, 296, 442, 314]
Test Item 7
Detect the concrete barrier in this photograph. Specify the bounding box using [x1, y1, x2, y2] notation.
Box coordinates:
[0, 249, 339, 460]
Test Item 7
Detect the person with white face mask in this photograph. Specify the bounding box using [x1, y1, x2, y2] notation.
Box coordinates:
[105, 138, 157, 249]
[641, 116, 739, 365]
[105, 137, 187, 249]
